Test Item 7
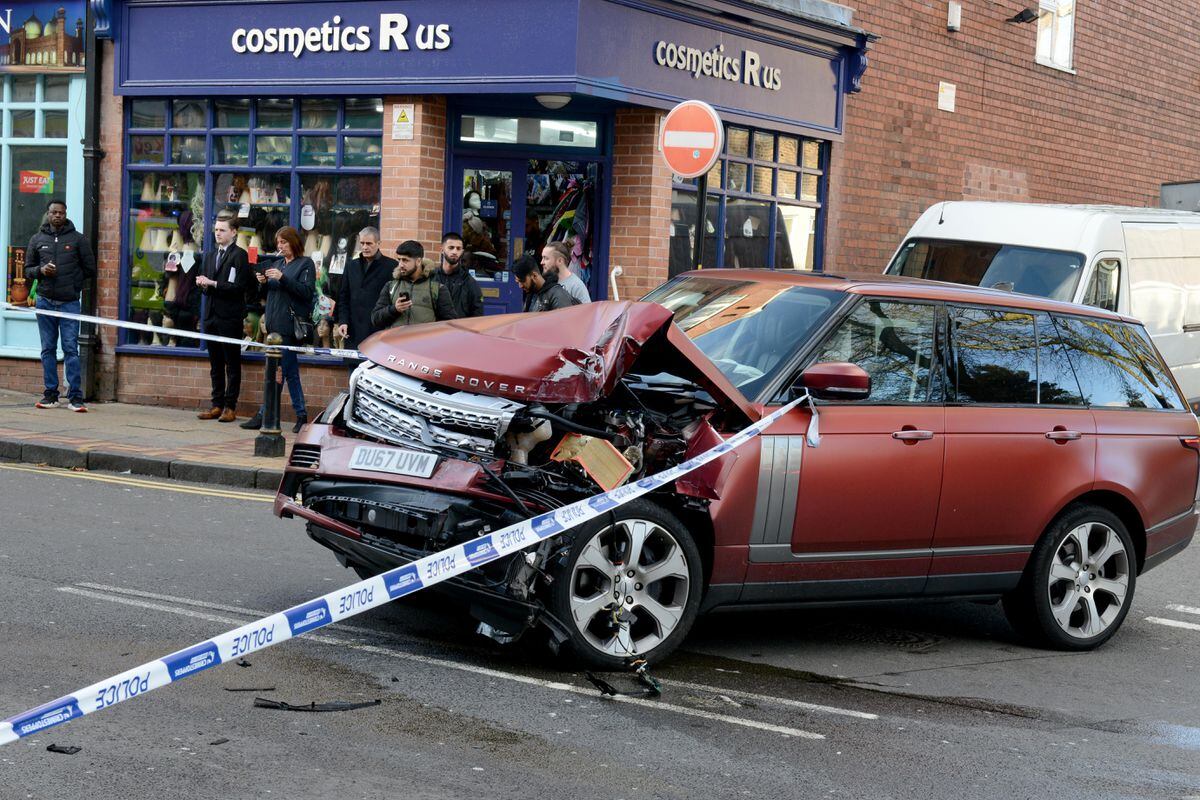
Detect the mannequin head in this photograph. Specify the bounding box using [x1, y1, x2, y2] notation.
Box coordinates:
[464, 191, 482, 212]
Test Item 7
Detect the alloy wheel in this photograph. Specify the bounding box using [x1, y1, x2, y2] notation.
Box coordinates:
[568, 518, 692, 657]
[1046, 521, 1131, 639]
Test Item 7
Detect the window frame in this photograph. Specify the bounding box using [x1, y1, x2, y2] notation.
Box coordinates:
[1036, 0, 1076, 73]
[119, 96, 384, 358]
[671, 122, 827, 273]
[1052, 311, 1190, 412]
[791, 296, 947, 407]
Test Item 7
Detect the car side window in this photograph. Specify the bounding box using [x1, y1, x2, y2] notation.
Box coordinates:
[949, 306, 1038, 404]
[1053, 315, 1186, 410]
[1033, 312, 1086, 405]
[811, 300, 939, 403]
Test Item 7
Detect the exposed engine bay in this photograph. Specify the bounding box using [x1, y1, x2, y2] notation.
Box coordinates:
[294, 357, 732, 649]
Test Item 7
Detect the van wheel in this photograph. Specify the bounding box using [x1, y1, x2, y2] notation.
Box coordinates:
[1003, 504, 1136, 650]
[546, 500, 703, 670]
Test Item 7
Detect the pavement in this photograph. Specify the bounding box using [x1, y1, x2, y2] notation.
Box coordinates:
[0, 388, 288, 490]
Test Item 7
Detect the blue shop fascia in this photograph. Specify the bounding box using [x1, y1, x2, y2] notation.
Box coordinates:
[86, 0, 870, 360]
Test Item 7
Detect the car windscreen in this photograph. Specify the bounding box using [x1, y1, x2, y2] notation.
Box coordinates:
[887, 238, 1085, 302]
[643, 276, 842, 398]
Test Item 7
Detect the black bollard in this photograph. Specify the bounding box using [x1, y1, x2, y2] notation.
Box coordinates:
[254, 332, 286, 458]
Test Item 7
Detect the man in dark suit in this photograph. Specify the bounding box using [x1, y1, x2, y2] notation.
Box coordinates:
[335, 226, 396, 373]
[195, 216, 253, 422]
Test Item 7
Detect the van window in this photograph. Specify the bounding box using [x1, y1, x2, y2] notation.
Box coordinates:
[949, 307, 1038, 404]
[812, 300, 940, 403]
[1053, 316, 1187, 410]
[1082, 259, 1120, 312]
[888, 239, 1085, 302]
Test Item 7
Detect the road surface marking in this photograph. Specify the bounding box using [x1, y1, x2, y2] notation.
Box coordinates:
[1146, 616, 1200, 632]
[1166, 604, 1200, 618]
[0, 463, 272, 502]
[56, 585, 848, 739]
[70, 583, 877, 722]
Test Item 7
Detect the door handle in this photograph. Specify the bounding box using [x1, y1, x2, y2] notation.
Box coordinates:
[1045, 428, 1081, 442]
[892, 429, 934, 442]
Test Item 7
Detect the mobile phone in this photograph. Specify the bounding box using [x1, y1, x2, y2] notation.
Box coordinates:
[397, 292, 410, 301]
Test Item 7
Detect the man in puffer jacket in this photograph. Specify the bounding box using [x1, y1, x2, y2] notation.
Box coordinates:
[24, 199, 96, 411]
[371, 240, 455, 330]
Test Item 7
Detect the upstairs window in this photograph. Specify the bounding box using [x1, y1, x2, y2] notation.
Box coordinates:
[1037, 0, 1075, 71]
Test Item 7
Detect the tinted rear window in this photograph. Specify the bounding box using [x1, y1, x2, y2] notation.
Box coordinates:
[888, 239, 1085, 302]
[1053, 315, 1186, 410]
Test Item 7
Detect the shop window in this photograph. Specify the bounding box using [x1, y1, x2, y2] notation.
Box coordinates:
[1037, 0, 1075, 71]
[125, 171, 205, 346]
[121, 97, 383, 354]
[460, 115, 598, 150]
[671, 124, 826, 275]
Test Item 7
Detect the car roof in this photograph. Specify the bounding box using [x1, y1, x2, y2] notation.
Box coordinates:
[675, 269, 1134, 323]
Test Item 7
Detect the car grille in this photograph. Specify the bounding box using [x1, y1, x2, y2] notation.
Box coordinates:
[288, 444, 322, 469]
[347, 364, 524, 455]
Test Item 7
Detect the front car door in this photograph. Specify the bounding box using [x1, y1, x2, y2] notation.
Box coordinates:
[743, 297, 946, 602]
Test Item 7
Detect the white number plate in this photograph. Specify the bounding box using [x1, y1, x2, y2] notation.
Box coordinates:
[348, 446, 438, 479]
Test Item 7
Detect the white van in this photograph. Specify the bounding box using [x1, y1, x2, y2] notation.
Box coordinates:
[885, 201, 1200, 405]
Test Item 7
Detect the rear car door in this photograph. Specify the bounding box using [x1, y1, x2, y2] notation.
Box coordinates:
[931, 307, 1096, 595]
[1053, 315, 1199, 566]
[744, 298, 945, 601]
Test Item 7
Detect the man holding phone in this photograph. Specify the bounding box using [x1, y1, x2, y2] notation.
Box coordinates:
[25, 198, 96, 412]
[370, 240, 454, 330]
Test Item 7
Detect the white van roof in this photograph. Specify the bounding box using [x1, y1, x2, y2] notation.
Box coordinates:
[904, 201, 1200, 255]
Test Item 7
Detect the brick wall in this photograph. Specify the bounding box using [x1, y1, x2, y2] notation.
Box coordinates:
[381, 96, 447, 256]
[609, 108, 673, 301]
[94, 39, 123, 400]
[115, 352, 345, 420]
[826, 1, 1200, 277]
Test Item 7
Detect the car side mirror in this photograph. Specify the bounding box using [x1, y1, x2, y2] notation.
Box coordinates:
[795, 362, 871, 401]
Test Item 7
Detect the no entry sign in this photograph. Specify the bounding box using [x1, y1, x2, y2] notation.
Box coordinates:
[659, 100, 724, 179]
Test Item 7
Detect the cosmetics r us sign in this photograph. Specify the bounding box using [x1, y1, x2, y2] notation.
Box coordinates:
[231, 13, 451, 59]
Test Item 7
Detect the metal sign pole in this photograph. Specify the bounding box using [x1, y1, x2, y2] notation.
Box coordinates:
[692, 173, 708, 270]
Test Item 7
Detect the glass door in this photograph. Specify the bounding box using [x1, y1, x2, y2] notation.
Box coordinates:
[454, 158, 604, 313]
[456, 158, 525, 314]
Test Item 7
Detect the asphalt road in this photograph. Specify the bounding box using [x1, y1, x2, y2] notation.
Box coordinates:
[1, 462, 1198, 799]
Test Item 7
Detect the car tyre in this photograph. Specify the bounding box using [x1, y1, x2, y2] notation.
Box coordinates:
[1003, 504, 1136, 650]
[546, 499, 703, 670]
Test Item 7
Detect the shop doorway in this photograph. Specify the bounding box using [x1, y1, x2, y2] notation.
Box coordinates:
[453, 158, 602, 314]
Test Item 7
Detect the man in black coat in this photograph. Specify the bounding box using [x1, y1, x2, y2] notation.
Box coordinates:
[25, 198, 96, 411]
[432, 231, 484, 318]
[513, 255, 575, 312]
[195, 216, 254, 422]
[334, 226, 395, 371]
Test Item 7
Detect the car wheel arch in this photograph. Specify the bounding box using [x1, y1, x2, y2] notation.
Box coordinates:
[1055, 490, 1147, 572]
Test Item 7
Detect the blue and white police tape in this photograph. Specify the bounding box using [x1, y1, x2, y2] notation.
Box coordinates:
[0, 393, 817, 745]
[1, 302, 362, 359]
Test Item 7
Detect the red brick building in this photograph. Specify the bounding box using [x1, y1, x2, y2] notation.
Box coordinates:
[828, 0, 1200, 276]
[2, 0, 1196, 419]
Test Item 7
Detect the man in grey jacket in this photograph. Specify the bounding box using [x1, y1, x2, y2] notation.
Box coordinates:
[25, 199, 96, 412]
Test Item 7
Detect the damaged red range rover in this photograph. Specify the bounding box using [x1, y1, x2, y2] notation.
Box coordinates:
[275, 271, 1199, 667]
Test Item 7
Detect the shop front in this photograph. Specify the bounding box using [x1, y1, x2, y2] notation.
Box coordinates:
[94, 0, 869, 409]
[0, 0, 87, 358]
